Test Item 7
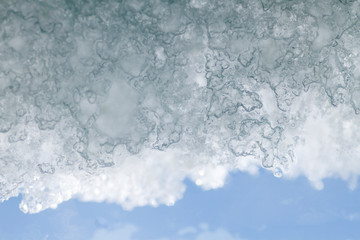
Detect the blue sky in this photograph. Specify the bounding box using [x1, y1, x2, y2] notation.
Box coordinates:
[1, 171, 359, 240]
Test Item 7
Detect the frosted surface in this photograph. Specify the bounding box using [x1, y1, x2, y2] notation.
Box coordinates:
[1, 0, 360, 213]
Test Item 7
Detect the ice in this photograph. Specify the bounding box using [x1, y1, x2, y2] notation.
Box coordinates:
[1, 0, 360, 213]
[96, 81, 138, 138]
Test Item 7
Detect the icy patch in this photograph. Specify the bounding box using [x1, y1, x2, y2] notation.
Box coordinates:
[96, 81, 138, 138]
[1, 0, 360, 213]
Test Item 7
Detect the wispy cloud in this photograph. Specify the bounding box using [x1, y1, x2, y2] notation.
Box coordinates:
[90, 223, 247, 240]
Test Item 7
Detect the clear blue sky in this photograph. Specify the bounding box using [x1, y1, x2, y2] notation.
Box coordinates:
[1, 171, 359, 240]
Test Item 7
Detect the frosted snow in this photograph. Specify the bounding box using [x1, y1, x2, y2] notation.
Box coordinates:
[1, 0, 360, 213]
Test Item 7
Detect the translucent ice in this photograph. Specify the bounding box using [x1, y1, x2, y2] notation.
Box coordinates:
[1, 0, 360, 213]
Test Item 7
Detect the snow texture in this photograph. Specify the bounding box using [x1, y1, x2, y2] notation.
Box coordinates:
[1, 0, 360, 213]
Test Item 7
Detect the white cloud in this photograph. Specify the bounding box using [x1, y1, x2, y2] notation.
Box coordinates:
[90, 223, 246, 240]
[194, 229, 246, 240]
[343, 212, 360, 221]
[91, 224, 138, 240]
[177, 226, 197, 236]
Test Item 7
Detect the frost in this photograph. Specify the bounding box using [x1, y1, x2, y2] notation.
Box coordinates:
[1, 0, 360, 213]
